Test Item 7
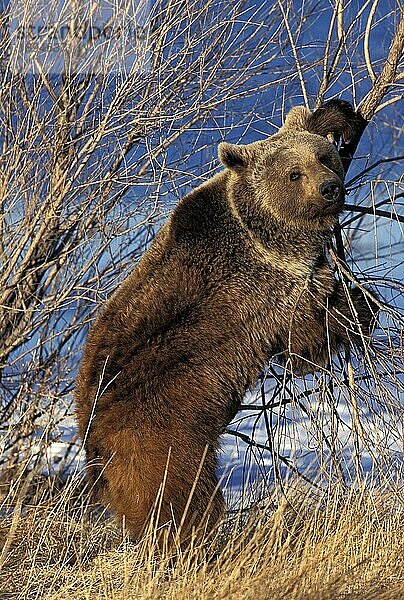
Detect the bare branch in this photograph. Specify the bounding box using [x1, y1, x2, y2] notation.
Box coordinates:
[359, 10, 404, 120]
[344, 203, 404, 224]
[363, 0, 380, 83]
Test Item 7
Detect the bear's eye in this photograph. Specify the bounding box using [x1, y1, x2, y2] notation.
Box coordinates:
[289, 171, 301, 181]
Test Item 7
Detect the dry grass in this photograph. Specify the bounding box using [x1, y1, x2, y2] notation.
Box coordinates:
[0, 476, 402, 600]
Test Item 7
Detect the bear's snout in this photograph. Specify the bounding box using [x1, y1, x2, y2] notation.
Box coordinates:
[319, 179, 343, 202]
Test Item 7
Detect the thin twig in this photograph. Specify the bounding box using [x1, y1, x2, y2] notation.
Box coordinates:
[346, 156, 404, 187]
[343, 203, 404, 224]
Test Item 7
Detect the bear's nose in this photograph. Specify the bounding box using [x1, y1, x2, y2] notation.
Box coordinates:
[320, 179, 343, 202]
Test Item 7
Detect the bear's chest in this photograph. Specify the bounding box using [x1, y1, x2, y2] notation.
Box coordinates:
[244, 253, 335, 307]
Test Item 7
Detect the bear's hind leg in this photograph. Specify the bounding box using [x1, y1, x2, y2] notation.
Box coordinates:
[103, 433, 225, 549]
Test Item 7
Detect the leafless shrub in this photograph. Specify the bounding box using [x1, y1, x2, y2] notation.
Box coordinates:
[0, 0, 285, 477]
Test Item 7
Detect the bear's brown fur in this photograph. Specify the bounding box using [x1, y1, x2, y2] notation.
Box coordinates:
[75, 100, 376, 547]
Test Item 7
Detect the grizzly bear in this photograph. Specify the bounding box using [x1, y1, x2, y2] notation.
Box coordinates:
[75, 100, 375, 547]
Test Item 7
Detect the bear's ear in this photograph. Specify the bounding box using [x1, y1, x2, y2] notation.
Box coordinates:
[278, 107, 312, 135]
[218, 142, 249, 170]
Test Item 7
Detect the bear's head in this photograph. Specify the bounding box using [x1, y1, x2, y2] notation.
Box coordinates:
[219, 100, 365, 232]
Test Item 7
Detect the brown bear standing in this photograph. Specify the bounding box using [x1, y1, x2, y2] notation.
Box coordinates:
[75, 100, 375, 546]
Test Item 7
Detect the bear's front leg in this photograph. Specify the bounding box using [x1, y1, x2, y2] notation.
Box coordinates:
[326, 284, 378, 352]
[285, 279, 378, 374]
